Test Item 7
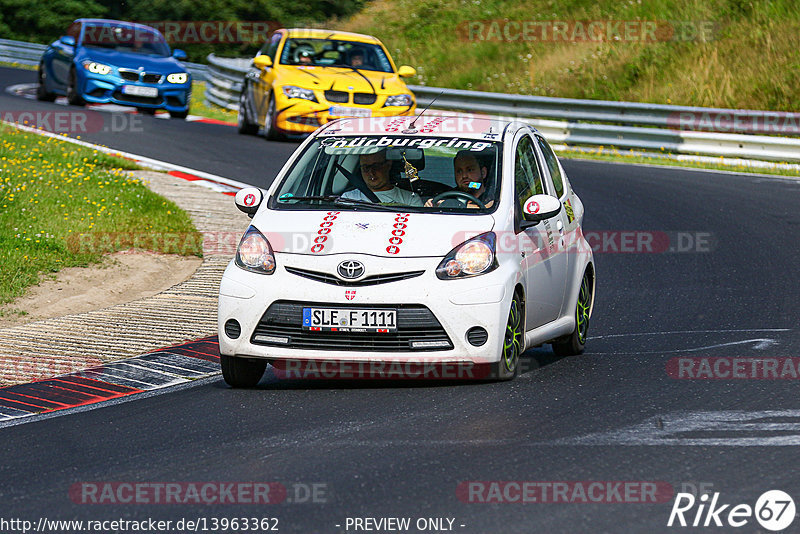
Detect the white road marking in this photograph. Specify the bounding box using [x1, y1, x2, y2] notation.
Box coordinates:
[556, 410, 800, 446]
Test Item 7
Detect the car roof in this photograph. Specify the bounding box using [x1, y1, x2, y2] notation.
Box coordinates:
[318, 116, 533, 141]
[283, 28, 382, 45]
[74, 18, 162, 32]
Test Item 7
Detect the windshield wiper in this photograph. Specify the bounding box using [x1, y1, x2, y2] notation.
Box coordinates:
[276, 195, 340, 202]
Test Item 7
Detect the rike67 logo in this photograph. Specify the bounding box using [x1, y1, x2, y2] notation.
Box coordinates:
[667, 490, 795, 531]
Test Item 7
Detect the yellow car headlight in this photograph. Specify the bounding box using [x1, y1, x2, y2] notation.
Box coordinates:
[167, 73, 188, 84]
[384, 94, 414, 107]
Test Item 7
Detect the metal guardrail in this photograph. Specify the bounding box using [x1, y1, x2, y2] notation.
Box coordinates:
[0, 38, 209, 81]
[4, 37, 800, 163]
[202, 55, 800, 162]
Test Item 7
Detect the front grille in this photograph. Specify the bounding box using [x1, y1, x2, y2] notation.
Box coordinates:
[112, 91, 162, 105]
[88, 88, 106, 97]
[324, 90, 349, 103]
[142, 73, 163, 84]
[119, 70, 139, 81]
[252, 301, 452, 351]
[285, 266, 424, 286]
[353, 93, 376, 105]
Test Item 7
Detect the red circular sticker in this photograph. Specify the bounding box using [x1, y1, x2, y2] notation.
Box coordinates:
[386, 245, 400, 255]
[393, 223, 407, 230]
[243, 193, 256, 207]
[314, 235, 328, 244]
[525, 200, 540, 214]
[311, 244, 324, 253]
[389, 236, 403, 245]
[320, 221, 334, 228]
[391, 229, 405, 237]
[318, 228, 331, 235]
[323, 215, 337, 222]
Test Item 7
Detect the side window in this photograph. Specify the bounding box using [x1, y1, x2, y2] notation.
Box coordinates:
[514, 135, 544, 214]
[536, 135, 564, 198]
[67, 21, 81, 40]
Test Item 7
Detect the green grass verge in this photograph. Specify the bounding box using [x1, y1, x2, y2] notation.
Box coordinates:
[334, 0, 800, 111]
[0, 125, 203, 307]
[0, 61, 36, 71]
[556, 146, 800, 178]
[190, 82, 237, 123]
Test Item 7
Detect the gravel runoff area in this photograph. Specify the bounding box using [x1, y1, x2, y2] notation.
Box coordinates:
[0, 171, 250, 387]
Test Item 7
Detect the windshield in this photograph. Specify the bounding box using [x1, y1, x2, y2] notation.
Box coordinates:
[271, 136, 501, 213]
[81, 23, 170, 57]
[280, 38, 393, 73]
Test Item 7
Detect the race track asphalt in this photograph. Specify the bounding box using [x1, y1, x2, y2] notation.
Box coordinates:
[2, 66, 799, 533]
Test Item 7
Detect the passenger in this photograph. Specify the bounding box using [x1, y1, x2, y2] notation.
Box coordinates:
[341, 149, 423, 206]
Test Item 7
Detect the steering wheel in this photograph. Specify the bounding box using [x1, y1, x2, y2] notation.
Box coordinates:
[430, 191, 487, 209]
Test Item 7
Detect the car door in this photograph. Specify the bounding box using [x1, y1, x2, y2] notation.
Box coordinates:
[534, 133, 574, 317]
[250, 31, 283, 125]
[51, 22, 81, 88]
[513, 132, 568, 328]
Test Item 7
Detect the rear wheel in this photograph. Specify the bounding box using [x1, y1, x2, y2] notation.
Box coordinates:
[492, 291, 523, 381]
[36, 65, 56, 102]
[66, 68, 84, 106]
[552, 270, 592, 356]
[221, 354, 267, 388]
[237, 88, 258, 134]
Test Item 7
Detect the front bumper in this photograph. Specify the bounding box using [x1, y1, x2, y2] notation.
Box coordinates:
[273, 93, 416, 135]
[79, 72, 190, 111]
[218, 253, 516, 365]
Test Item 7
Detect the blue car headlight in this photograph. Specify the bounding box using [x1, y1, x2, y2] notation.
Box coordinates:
[83, 61, 112, 75]
[167, 73, 188, 84]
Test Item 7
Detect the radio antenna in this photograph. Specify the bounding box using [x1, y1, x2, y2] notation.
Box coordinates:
[404, 91, 444, 133]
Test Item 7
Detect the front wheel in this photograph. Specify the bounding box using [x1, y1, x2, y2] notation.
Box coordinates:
[66, 68, 84, 106]
[169, 108, 189, 119]
[492, 292, 523, 381]
[262, 92, 283, 141]
[221, 354, 267, 388]
[237, 89, 258, 134]
[552, 269, 592, 356]
[36, 65, 56, 102]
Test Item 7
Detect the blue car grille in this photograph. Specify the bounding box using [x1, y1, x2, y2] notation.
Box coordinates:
[118, 69, 163, 84]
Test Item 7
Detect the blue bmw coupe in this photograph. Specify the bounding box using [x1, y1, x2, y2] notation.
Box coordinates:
[38, 19, 191, 118]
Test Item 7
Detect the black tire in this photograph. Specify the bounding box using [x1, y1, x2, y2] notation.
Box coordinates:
[221, 354, 267, 388]
[169, 108, 189, 119]
[552, 269, 592, 357]
[36, 65, 56, 102]
[262, 92, 283, 141]
[492, 291, 523, 381]
[237, 88, 258, 135]
[66, 68, 84, 106]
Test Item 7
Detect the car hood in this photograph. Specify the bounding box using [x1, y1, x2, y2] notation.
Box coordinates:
[79, 48, 186, 73]
[277, 66, 411, 96]
[253, 210, 495, 258]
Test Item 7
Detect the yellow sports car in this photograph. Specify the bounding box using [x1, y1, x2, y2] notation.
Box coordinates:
[237, 28, 417, 139]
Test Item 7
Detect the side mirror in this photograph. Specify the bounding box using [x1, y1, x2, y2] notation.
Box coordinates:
[397, 65, 416, 78]
[235, 187, 264, 218]
[60, 36, 76, 47]
[172, 49, 188, 60]
[252, 55, 273, 70]
[521, 194, 562, 224]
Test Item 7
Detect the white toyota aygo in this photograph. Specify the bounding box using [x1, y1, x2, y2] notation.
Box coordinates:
[218, 116, 595, 386]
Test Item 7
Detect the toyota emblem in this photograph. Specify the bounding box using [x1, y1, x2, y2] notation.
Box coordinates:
[337, 260, 365, 279]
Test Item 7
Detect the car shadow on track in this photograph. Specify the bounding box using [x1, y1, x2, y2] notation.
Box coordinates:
[211, 347, 569, 390]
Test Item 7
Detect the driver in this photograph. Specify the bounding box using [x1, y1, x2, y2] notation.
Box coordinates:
[341, 149, 422, 206]
[425, 150, 495, 208]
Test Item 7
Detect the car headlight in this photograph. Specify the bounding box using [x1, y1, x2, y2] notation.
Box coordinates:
[235, 226, 276, 275]
[83, 61, 112, 75]
[436, 232, 497, 279]
[384, 94, 414, 107]
[282, 85, 317, 101]
[167, 72, 188, 84]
